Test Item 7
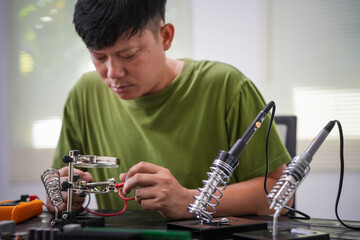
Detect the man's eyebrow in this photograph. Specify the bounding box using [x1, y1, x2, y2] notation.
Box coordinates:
[89, 50, 102, 54]
[88, 48, 104, 54]
[89, 46, 136, 55]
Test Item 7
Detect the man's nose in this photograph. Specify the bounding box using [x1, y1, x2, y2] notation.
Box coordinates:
[107, 59, 126, 79]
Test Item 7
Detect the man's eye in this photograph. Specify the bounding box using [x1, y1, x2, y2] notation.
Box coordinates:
[121, 51, 138, 59]
[96, 56, 106, 61]
[122, 55, 134, 59]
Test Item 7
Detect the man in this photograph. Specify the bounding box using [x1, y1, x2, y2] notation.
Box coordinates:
[48, 0, 291, 220]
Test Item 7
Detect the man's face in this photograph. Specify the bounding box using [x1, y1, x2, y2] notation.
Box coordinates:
[89, 27, 168, 100]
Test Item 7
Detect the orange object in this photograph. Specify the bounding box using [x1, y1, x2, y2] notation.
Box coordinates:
[0, 199, 43, 223]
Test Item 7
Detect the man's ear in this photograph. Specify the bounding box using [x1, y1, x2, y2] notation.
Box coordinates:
[160, 23, 175, 51]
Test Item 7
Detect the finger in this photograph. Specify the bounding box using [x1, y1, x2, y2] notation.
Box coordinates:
[139, 198, 161, 211]
[58, 167, 93, 182]
[83, 172, 93, 182]
[45, 190, 68, 214]
[58, 191, 85, 212]
[134, 186, 157, 204]
[55, 202, 68, 213]
[123, 173, 157, 195]
[45, 196, 56, 213]
[63, 193, 86, 205]
[54, 201, 82, 213]
[59, 166, 86, 176]
[119, 173, 127, 182]
[58, 166, 69, 177]
[126, 161, 161, 180]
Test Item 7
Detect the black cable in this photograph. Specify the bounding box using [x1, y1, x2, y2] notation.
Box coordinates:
[76, 193, 91, 216]
[263, 104, 275, 195]
[284, 207, 310, 220]
[334, 120, 360, 230]
[263, 104, 310, 220]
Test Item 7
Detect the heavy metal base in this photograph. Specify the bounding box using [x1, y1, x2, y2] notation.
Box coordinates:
[233, 228, 330, 240]
[167, 217, 267, 240]
[73, 215, 105, 227]
[51, 211, 105, 229]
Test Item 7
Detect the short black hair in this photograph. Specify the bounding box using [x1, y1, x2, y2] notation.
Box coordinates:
[73, 0, 167, 50]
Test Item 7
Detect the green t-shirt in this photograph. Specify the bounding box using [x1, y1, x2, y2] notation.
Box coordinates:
[52, 58, 290, 210]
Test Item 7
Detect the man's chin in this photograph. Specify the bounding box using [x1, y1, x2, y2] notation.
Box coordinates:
[115, 93, 138, 100]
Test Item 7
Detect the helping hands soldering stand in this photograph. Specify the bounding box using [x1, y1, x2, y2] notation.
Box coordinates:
[41, 150, 119, 229]
[167, 102, 276, 240]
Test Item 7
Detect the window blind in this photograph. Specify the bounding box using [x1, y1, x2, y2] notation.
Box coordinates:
[259, 0, 360, 171]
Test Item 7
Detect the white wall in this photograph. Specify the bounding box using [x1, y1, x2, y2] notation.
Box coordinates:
[190, 0, 261, 86]
[296, 171, 360, 221]
[0, 0, 359, 222]
[0, 0, 10, 199]
[190, 0, 360, 221]
[0, 0, 60, 206]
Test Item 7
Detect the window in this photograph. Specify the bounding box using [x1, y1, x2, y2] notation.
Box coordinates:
[6, 0, 190, 181]
[8, 0, 90, 181]
[259, 0, 360, 170]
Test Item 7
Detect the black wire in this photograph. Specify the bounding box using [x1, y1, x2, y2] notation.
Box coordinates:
[334, 120, 360, 230]
[76, 193, 92, 216]
[284, 206, 310, 220]
[263, 105, 275, 195]
[263, 104, 310, 220]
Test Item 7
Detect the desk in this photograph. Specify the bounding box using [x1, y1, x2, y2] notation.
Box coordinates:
[14, 211, 360, 240]
[244, 215, 360, 240]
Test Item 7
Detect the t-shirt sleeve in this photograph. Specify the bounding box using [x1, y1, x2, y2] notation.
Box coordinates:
[225, 78, 291, 182]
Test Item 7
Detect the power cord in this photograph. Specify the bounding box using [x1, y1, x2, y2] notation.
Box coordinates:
[263, 104, 310, 220]
[264, 115, 359, 229]
[334, 120, 360, 230]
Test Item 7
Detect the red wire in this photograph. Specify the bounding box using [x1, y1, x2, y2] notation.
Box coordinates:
[115, 183, 124, 188]
[115, 182, 135, 200]
[118, 189, 135, 201]
[81, 182, 134, 216]
[29, 195, 39, 201]
[82, 198, 128, 216]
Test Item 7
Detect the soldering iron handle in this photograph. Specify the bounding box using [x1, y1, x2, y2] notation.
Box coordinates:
[301, 120, 335, 165]
[228, 101, 275, 159]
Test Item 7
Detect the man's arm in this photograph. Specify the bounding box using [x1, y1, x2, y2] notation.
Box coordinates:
[120, 162, 291, 220]
[213, 163, 292, 217]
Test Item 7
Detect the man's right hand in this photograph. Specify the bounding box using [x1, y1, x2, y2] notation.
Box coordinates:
[45, 166, 93, 215]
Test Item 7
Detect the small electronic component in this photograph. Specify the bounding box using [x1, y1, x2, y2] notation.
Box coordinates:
[0, 195, 43, 223]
